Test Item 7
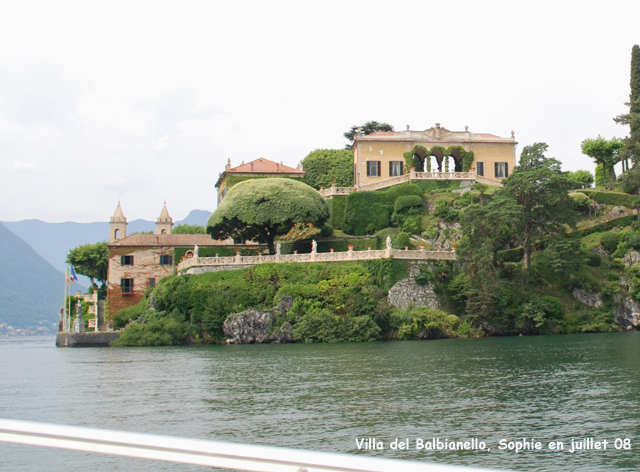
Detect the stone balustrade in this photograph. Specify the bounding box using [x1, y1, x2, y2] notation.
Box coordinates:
[318, 169, 502, 196]
[177, 246, 455, 272]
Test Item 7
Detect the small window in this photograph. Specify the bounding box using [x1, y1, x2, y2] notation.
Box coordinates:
[159, 255, 173, 266]
[495, 162, 509, 178]
[121, 255, 133, 266]
[121, 278, 133, 294]
[148, 278, 156, 288]
[389, 161, 403, 177]
[366, 161, 381, 177]
[477, 162, 484, 177]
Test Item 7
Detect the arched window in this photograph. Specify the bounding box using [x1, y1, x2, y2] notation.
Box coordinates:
[114, 229, 120, 239]
[161, 229, 167, 234]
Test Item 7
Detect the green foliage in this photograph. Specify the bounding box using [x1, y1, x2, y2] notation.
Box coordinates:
[112, 310, 188, 346]
[173, 224, 206, 234]
[278, 223, 321, 242]
[207, 178, 329, 254]
[627, 231, 640, 249]
[568, 170, 594, 189]
[301, 149, 354, 189]
[320, 224, 334, 237]
[515, 295, 565, 335]
[292, 308, 380, 343]
[595, 164, 605, 188]
[394, 195, 423, 212]
[113, 297, 149, 329]
[414, 266, 435, 286]
[502, 142, 579, 268]
[344, 121, 394, 148]
[586, 253, 602, 267]
[402, 215, 422, 235]
[395, 232, 411, 249]
[578, 190, 640, 208]
[391, 307, 459, 340]
[433, 200, 459, 222]
[342, 184, 422, 235]
[572, 215, 637, 238]
[327, 196, 347, 229]
[600, 232, 622, 253]
[66, 242, 109, 294]
[569, 192, 591, 211]
[536, 233, 586, 275]
[581, 136, 624, 189]
[617, 164, 640, 194]
[614, 45, 640, 163]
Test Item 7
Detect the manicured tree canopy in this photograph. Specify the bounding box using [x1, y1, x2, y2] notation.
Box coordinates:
[302, 149, 354, 189]
[207, 178, 330, 254]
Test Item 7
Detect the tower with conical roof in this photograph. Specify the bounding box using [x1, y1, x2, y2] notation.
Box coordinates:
[109, 202, 127, 242]
[156, 202, 173, 235]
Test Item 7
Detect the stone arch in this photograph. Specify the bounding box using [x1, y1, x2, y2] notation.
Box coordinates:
[161, 229, 167, 234]
[428, 146, 446, 172]
[114, 228, 120, 240]
[447, 146, 464, 172]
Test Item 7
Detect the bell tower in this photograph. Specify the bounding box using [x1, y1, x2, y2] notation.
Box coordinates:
[109, 202, 127, 242]
[156, 202, 173, 235]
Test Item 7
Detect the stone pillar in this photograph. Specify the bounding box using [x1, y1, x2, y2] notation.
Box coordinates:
[235, 251, 241, 264]
[348, 245, 354, 260]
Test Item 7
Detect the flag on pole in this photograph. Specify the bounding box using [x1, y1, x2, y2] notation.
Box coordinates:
[65, 266, 70, 285]
[70, 266, 79, 283]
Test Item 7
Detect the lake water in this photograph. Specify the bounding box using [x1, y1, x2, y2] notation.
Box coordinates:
[0, 333, 638, 471]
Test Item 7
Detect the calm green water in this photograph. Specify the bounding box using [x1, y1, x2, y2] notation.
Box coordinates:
[0, 333, 638, 471]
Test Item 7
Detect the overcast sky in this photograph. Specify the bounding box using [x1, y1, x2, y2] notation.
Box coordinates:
[0, 1, 638, 223]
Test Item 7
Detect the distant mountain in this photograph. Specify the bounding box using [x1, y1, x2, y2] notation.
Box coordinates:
[0, 223, 85, 329]
[2, 209, 212, 287]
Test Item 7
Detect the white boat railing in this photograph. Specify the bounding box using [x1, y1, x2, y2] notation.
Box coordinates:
[0, 419, 506, 472]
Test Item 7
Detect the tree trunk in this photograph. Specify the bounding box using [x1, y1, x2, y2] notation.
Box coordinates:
[266, 236, 276, 255]
[523, 223, 532, 269]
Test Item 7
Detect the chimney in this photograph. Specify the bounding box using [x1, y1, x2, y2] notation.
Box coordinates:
[276, 163, 280, 172]
[250, 162, 254, 171]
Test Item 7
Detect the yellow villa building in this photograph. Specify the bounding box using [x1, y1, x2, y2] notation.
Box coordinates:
[352, 123, 517, 188]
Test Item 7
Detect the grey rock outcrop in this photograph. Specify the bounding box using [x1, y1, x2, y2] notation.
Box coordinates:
[223, 296, 293, 344]
[622, 252, 640, 266]
[613, 295, 640, 330]
[572, 288, 603, 308]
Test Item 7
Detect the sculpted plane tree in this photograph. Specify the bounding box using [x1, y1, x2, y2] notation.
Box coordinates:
[581, 136, 624, 189]
[66, 242, 109, 296]
[207, 178, 330, 255]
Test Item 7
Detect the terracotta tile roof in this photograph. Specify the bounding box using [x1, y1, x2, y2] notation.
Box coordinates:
[108, 234, 231, 247]
[228, 158, 304, 174]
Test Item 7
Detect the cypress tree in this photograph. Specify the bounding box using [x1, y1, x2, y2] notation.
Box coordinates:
[615, 45, 640, 165]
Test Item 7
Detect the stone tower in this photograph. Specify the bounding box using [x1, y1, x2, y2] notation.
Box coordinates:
[156, 202, 173, 235]
[109, 202, 127, 242]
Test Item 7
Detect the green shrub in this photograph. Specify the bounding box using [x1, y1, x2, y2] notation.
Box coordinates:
[342, 184, 422, 235]
[414, 266, 435, 286]
[586, 253, 602, 267]
[402, 215, 422, 235]
[578, 190, 640, 208]
[292, 307, 380, 343]
[113, 298, 149, 329]
[600, 232, 622, 253]
[394, 195, 423, 212]
[569, 192, 591, 211]
[395, 232, 411, 249]
[328, 196, 347, 229]
[627, 231, 640, 249]
[320, 224, 334, 237]
[572, 215, 637, 238]
[112, 310, 188, 346]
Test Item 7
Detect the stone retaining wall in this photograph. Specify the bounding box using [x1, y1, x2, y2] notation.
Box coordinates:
[387, 261, 442, 310]
[56, 332, 121, 347]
